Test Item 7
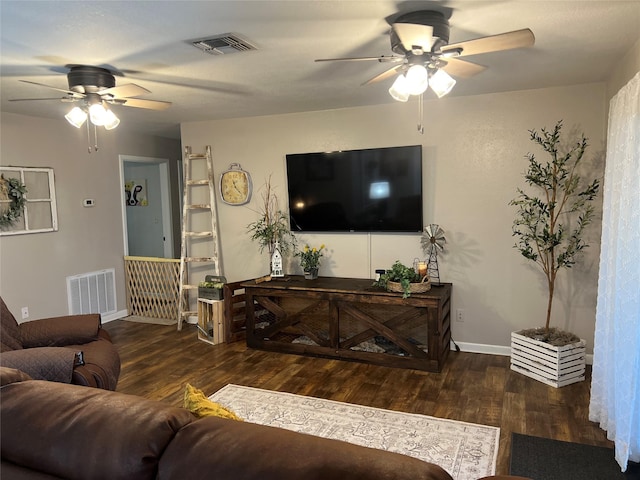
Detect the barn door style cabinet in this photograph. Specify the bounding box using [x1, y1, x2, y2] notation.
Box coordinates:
[243, 276, 452, 372]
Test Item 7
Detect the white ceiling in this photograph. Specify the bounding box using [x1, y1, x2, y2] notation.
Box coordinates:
[1, 1, 639, 139]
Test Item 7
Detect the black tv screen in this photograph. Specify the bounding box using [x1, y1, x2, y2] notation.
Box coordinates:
[286, 145, 423, 232]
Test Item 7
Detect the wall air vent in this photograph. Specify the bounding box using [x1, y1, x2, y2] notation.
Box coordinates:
[66, 268, 116, 317]
[191, 33, 257, 55]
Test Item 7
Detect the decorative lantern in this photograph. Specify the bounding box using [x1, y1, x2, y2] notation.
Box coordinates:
[271, 241, 284, 277]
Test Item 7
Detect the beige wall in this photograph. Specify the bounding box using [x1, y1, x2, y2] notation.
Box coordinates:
[606, 38, 640, 100]
[0, 112, 181, 321]
[182, 82, 607, 351]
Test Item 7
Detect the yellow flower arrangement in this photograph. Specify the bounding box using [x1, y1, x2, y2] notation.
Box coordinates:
[296, 244, 326, 271]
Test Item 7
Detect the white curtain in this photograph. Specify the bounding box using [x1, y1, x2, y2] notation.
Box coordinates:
[589, 70, 640, 472]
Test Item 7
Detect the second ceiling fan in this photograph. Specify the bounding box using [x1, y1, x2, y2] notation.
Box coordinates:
[316, 10, 535, 100]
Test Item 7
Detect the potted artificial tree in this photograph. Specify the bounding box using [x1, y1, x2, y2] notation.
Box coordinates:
[509, 120, 599, 387]
[247, 175, 296, 272]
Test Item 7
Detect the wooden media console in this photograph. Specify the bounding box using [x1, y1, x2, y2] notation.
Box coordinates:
[243, 276, 452, 372]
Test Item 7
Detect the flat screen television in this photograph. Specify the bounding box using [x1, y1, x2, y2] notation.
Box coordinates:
[285, 145, 423, 232]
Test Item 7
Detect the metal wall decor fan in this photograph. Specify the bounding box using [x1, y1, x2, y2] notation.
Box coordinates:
[316, 10, 535, 99]
[421, 224, 446, 285]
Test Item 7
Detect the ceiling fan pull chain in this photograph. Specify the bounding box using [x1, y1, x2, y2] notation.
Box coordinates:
[417, 94, 424, 134]
[85, 118, 92, 154]
[84, 120, 99, 153]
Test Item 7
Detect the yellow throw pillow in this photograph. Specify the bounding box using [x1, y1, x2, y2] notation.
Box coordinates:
[183, 383, 242, 421]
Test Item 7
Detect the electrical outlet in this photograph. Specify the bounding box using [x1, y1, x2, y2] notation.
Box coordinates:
[456, 308, 464, 323]
[21, 307, 29, 319]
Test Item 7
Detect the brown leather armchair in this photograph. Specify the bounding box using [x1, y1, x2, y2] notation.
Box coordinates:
[0, 297, 120, 390]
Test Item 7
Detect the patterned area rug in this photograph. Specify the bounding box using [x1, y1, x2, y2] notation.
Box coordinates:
[210, 384, 499, 480]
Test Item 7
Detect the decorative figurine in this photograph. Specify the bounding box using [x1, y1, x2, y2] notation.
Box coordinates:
[271, 240, 284, 277]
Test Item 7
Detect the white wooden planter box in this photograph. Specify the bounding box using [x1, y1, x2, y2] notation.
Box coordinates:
[510, 331, 586, 388]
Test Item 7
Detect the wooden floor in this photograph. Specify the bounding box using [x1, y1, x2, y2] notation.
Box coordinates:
[105, 319, 613, 476]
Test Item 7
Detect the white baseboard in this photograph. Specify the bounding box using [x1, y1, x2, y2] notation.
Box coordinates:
[100, 309, 188, 324]
[95, 318, 595, 365]
[102, 309, 128, 323]
[451, 340, 511, 356]
[451, 340, 594, 365]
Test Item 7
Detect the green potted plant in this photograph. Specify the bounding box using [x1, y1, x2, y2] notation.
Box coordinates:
[509, 120, 600, 386]
[295, 244, 326, 279]
[198, 276, 226, 300]
[373, 260, 430, 298]
[247, 175, 297, 264]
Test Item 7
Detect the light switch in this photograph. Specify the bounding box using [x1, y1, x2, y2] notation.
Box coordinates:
[83, 199, 95, 207]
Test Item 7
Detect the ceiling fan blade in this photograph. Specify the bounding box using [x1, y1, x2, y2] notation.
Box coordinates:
[315, 55, 403, 63]
[100, 83, 150, 98]
[440, 57, 486, 78]
[393, 23, 435, 52]
[442, 28, 534, 57]
[9, 97, 68, 102]
[116, 98, 171, 110]
[361, 65, 404, 86]
[19, 80, 85, 98]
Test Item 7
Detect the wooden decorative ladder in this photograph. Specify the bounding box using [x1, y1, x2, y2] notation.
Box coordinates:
[177, 145, 221, 330]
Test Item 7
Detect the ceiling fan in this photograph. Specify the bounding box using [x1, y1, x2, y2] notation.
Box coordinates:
[10, 65, 172, 152]
[316, 10, 535, 100]
[10, 64, 171, 111]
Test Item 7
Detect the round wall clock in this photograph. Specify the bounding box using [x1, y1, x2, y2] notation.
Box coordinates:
[219, 163, 252, 206]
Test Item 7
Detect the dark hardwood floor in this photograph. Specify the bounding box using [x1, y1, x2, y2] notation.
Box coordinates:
[104, 319, 613, 476]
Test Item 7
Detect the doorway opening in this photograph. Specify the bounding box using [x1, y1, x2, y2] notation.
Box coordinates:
[119, 155, 175, 258]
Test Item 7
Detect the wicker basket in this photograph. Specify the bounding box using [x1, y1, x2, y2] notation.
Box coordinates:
[386, 276, 431, 294]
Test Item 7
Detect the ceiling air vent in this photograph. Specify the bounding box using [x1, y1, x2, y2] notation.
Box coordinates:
[191, 33, 257, 55]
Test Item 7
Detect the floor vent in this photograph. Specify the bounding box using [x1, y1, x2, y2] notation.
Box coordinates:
[191, 33, 257, 55]
[66, 268, 116, 316]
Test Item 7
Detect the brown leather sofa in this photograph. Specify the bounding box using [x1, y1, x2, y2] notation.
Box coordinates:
[0, 367, 454, 480]
[0, 297, 120, 390]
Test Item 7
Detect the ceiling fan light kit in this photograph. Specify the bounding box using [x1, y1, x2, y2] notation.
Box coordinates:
[88, 102, 110, 126]
[64, 106, 88, 128]
[388, 74, 411, 102]
[388, 64, 457, 101]
[404, 64, 430, 95]
[103, 109, 120, 130]
[429, 69, 457, 98]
